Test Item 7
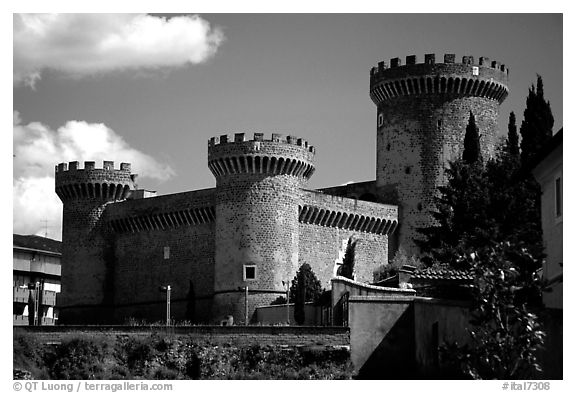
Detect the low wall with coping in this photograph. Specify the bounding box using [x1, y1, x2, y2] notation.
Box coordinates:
[13, 325, 350, 347]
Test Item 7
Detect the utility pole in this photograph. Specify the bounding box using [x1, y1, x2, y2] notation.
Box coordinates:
[282, 280, 290, 325]
[159, 285, 171, 327]
[244, 285, 248, 326]
[40, 219, 52, 238]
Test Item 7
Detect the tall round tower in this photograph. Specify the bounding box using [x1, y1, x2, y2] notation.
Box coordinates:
[55, 160, 136, 323]
[208, 133, 315, 323]
[369, 53, 509, 255]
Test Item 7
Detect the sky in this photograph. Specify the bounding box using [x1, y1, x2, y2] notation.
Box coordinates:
[12, 13, 563, 240]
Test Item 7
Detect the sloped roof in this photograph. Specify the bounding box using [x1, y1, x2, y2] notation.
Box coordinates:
[13, 234, 62, 254]
[411, 266, 474, 281]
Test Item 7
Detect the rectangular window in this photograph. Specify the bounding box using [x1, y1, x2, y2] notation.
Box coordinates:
[555, 176, 562, 218]
[163, 246, 170, 260]
[243, 265, 257, 281]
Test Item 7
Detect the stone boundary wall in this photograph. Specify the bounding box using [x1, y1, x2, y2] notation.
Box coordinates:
[14, 326, 350, 347]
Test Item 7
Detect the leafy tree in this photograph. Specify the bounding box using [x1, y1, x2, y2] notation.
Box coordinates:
[520, 75, 554, 167]
[463, 112, 482, 165]
[506, 112, 520, 157]
[270, 296, 287, 305]
[441, 243, 544, 379]
[337, 238, 356, 279]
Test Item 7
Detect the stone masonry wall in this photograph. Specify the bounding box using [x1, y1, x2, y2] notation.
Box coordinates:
[376, 96, 500, 255]
[299, 224, 388, 288]
[104, 189, 217, 324]
[212, 174, 301, 323]
[208, 133, 315, 323]
[298, 190, 398, 287]
[111, 223, 215, 324]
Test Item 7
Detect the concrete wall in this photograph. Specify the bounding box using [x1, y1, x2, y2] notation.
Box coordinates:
[348, 295, 471, 379]
[349, 296, 414, 378]
[412, 299, 471, 375]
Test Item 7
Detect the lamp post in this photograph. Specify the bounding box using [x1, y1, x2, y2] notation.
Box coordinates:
[159, 285, 171, 327]
[282, 280, 290, 325]
[238, 286, 249, 325]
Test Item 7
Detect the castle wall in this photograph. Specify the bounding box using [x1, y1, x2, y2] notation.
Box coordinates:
[299, 225, 388, 287]
[111, 223, 215, 324]
[298, 190, 397, 287]
[104, 189, 216, 323]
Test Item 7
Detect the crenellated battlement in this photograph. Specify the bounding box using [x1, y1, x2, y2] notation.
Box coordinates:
[369, 53, 509, 105]
[208, 132, 315, 153]
[55, 160, 133, 173]
[207, 132, 316, 180]
[370, 53, 509, 76]
[55, 160, 136, 202]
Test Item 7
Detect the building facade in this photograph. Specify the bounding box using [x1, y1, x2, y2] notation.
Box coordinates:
[55, 53, 509, 324]
[532, 129, 563, 309]
[13, 235, 61, 325]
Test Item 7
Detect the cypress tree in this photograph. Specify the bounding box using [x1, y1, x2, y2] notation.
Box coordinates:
[506, 111, 520, 157]
[294, 268, 306, 325]
[290, 263, 322, 303]
[463, 112, 482, 165]
[337, 238, 356, 279]
[520, 75, 554, 167]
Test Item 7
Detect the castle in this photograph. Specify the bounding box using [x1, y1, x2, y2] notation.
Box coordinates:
[55, 53, 509, 324]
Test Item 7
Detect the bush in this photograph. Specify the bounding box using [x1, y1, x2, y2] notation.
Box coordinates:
[48, 338, 107, 379]
[14, 333, 353, 380]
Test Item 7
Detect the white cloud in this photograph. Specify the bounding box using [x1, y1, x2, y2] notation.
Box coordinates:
[14, 13, 224, 87]
[13, 112, 175, 240]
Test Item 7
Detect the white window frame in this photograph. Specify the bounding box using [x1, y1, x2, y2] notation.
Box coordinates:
[377, 113, 384, 127]
[243, 264, 257, 281]
[554, 174, 562, 223]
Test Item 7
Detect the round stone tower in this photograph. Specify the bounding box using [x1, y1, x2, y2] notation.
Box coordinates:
[55, 160, 136, 323]
[208, 133, 315, 324]
[369, 53, 509, 255]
